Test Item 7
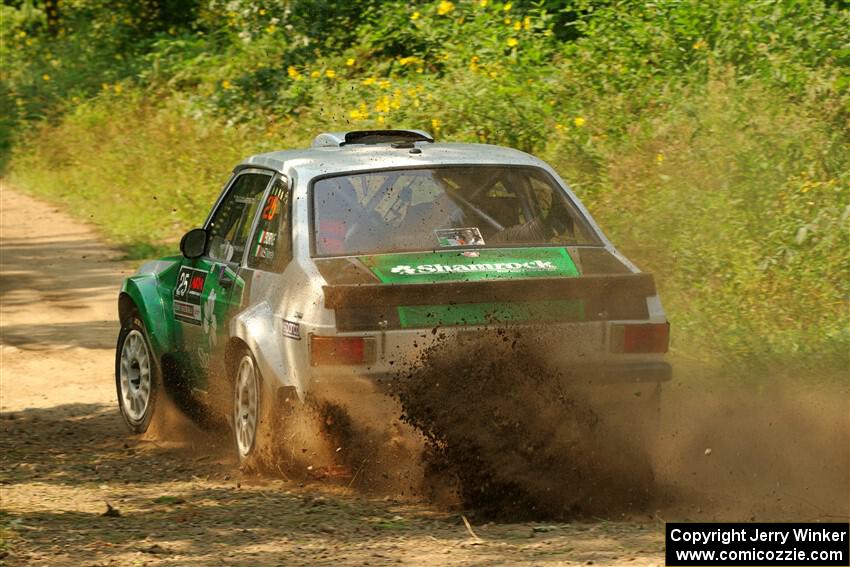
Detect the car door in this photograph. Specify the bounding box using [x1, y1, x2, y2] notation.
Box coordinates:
[237, 174, 295, 326]
[173, 169, 273, 388]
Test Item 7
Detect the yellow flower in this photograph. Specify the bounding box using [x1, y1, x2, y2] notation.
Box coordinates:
[375, 96, 390, 113]
[479, 0, 488, 6]
[222, 79, 232, 89]
[310, 70, 321, 78]
[431, 118, 441, 131]
[379, 79, 391, 89]
[287, 66, 301, 79]
[399, 56, 419, 66]
[362, 77, 377, 86]
[101, 82, 110, 91]
[573, 116, 586, 128]
[377, 115, 385, 124]
[325, 69, 336, 79]
[523, 16, 531, 30]
[437, 1, 454, 16]
[555, 123, 567, 132]
[513, 20, 521, 31]
[506, 37, 518, 47]
[692, 39, 707, 50]
[16, 30, 26, 38]
[503, 2, 512, 11]
[114, 84, 123, 94]
[259, 8, 266, 15]
[349, 108, 369, 120]
[42, 73, 51, 81]
[504, 17, 511, 24]
[655, 152, 665, 165]
[266, 24, 276, 34]
[411, 11, 420, 21]
[346, 58, 356, 67]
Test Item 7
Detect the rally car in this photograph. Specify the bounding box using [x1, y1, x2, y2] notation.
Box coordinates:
[115, 129, 671, 464]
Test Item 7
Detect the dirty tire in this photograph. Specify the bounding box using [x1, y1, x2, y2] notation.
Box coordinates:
[232, 349, 279, 470]
[115, 313, 160, 434]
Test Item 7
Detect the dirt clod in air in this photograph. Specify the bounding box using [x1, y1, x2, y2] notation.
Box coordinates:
[391, 328, 658, 520]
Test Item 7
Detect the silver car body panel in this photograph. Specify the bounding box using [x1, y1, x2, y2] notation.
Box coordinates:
[199, 136, 669, 399]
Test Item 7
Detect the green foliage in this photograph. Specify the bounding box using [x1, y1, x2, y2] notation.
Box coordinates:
[3, 0, 849, 367]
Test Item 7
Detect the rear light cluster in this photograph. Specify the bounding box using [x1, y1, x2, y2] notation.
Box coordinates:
[310, 335, 376, 366]
[610, 323, 669, 353]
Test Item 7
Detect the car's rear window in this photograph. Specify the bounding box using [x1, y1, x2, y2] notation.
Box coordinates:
[311, 166, 601, 256]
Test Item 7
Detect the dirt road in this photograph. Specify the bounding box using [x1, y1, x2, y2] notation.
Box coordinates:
[0, 185, 666, 566]
[2, 185, 847, 566]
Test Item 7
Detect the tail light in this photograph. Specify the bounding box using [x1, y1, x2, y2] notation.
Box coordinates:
[611, 323, 669, 353]
[310, 335, 376, 366]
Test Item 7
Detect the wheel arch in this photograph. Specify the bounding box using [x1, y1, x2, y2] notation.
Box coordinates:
[119, 275, 175, 361]
[228, 301, 304, 399]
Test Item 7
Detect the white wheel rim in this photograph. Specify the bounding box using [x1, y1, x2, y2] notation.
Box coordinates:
[234, 356, 259, 457]
[119, 329, 152, 423]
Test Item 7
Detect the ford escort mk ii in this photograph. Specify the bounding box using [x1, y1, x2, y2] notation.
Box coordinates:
[115, 129, 671, 463]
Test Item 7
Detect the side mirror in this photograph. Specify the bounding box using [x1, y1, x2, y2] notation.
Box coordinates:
[179, 228, 208, 259]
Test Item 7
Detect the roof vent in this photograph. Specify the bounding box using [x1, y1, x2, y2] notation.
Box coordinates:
[311, 129, 434, 148]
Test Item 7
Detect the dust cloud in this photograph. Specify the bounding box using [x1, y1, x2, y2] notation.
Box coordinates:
[390, 328, 658, 519]
[146, 329, 849, 524]
[387, 328, 849, 522]
[653, 368, 850, 522]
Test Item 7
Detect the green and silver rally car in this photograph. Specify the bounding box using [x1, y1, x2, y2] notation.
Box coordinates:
[115, 129, 671, 463]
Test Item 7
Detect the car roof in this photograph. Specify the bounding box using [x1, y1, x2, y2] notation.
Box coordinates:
[236, 141, 550, 180]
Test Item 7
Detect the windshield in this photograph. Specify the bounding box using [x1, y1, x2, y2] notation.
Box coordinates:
[312, 166, 601, 256]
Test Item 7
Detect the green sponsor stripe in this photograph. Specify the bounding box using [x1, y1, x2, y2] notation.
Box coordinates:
[361, 247, 580, 285]
[397, 299, 585, 328]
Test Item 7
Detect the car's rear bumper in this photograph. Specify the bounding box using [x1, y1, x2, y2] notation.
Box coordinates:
[306, 360, 671, 403]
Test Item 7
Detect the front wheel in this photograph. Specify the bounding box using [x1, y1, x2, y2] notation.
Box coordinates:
[115, 315, 159, 433]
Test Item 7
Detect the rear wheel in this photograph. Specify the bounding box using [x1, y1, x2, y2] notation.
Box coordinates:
[232, 350, 280, 469]
[233, 353, 260, 460]
[115, 315, 159, 433]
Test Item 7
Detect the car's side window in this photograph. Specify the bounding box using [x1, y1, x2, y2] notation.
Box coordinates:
[248, 176, 292, 272]
[207, 172, 272, 263]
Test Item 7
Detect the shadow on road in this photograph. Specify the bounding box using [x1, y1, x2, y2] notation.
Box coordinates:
[0, 236, 125, 306]
[3, 402, 666, 566]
